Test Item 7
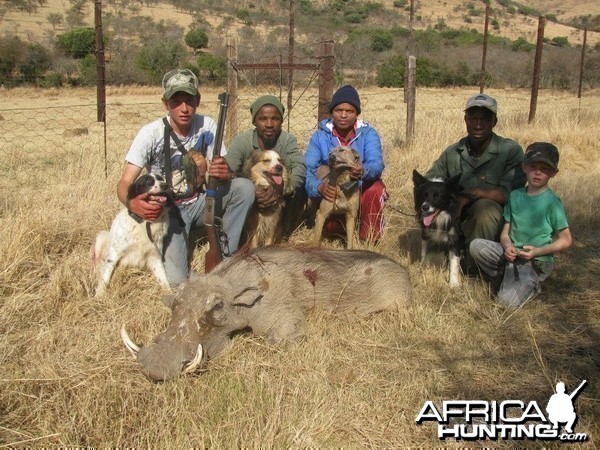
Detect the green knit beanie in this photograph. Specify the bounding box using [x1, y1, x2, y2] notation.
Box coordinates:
[250, 95, 285, 121]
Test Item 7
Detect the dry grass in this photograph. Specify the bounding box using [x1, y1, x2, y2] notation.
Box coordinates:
[0, 87, 599, 447]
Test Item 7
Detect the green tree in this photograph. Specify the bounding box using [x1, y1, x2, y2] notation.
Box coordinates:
[136, 37, 186, 83]
[370, 30, 393, 52]
[196, 53, 226, 81]
[78, 54, 97, 86]
[376, 55, 442, 87]
[185, 28, 209, 54]
[56, 27, 96, 58]
[47, 12, 63, 30]
[0, 36, 25, 85]
[19, 43, 51, 83]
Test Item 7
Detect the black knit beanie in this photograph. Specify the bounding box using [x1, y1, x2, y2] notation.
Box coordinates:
[329, 85, 361, 115]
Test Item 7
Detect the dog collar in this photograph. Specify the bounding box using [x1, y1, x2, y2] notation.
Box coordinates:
[128, 210, 155, 242]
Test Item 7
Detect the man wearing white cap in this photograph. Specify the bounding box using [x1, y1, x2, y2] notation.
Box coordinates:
[426, 93, 525, 274]
[116, 69, 255, 286]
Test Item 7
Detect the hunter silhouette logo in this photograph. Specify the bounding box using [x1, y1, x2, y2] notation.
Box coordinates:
[416, 380, 588, 442]
[546, 380, 586, 434]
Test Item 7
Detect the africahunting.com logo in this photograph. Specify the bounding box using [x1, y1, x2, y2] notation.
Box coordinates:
[416, 380, 588, 442]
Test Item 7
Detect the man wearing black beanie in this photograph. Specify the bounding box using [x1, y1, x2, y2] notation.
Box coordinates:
[305, 85, 388, 244]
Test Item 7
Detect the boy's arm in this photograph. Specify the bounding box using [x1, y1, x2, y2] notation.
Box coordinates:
[519, 227, 573, 261]
[523, 227, 573, 258]
[499, 222, 519, 262]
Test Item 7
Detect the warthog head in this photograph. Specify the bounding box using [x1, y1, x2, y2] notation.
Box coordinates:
[121, 273, 267, 382]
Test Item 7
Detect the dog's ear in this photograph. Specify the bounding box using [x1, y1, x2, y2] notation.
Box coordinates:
[127, 175, 148, 200]
[351, 149, 361, 163]
[412, 170, 427, 186]
[446, 173, 462, 191]
[241, 151, 261, 178]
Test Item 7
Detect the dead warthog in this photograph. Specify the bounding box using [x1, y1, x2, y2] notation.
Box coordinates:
[121, 245, 412, 381]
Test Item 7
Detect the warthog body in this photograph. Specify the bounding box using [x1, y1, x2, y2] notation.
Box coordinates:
[123, 245, 412, 381]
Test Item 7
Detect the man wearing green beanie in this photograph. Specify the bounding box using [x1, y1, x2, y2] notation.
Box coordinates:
[224, 94, 307, 240]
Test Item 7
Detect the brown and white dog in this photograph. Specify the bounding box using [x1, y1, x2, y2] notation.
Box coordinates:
[312, 146, 361, 249]
[93, 173, 172, 297]
[243, 150, 290, 248]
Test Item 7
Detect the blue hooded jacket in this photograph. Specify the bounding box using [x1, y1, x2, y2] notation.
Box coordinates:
[305, 118, 385, 198]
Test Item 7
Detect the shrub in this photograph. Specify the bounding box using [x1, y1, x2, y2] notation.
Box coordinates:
[299, 0, 318, 15]
[393, 0, 407, 7]
[370, 30, 393, 52]
[41, 72, 62, 88]
[56, 27, 97, 59]
[0, 36, 25, 85]
[511, 37, 534, 52]
[196, 53, 226, 82]
[185, 29, 209, 53]
[551, 36, 569, 48]
[376, 55, 444, 87]
[236, 8, 251, 23]
[135, 38, 187, 84]
[19, 43, 52, 83]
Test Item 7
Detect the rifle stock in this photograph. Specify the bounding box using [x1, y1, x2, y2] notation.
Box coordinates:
[204, 92, 229, 273]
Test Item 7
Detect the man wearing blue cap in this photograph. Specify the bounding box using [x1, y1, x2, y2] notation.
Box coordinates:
[426, 93, 525, 274]
[305, 85, 388, 244]
[225, 94, 307, 239]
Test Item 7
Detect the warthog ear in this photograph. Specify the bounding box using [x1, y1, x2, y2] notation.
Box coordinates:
[231, 286, 263, 307]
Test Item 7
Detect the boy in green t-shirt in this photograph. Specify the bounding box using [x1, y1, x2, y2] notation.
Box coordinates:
[470, 142, 573, 308]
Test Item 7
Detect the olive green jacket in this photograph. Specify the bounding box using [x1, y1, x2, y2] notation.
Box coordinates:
[224, 129, 306, 193]
[426, 133, 525, 202]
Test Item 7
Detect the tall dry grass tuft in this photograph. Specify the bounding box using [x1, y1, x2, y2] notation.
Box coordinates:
[1, 88, 599, 447]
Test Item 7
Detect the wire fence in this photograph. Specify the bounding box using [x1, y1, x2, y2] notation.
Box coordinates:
[0, 87, 408, 189]
[0, 35, 594, 191]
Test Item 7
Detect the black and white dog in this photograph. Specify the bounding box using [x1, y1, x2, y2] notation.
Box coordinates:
[94, 173, 171, 297]
[412, 170, 464, 288]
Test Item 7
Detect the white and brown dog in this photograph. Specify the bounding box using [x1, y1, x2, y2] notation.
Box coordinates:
[312, 146, 361, 249]
[94, 173, 171, 297]
[243, 150, 289, 248]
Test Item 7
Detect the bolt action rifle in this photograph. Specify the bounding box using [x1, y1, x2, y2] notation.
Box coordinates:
[203, 92, 229, 273]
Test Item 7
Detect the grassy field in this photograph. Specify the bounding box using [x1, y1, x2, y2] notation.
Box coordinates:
[0, 86, 599, 447]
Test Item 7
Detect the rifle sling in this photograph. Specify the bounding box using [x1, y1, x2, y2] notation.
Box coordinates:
[163, 117, 208, 190]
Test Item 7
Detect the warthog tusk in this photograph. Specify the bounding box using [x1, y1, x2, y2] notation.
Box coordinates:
[120, 324, 141, 358]
[182, 344, 204, 374]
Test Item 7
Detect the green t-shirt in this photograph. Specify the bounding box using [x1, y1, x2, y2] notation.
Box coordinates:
[503, 187, 569, 263]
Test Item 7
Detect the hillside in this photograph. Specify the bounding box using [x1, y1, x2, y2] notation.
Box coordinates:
[1, 0, 599, 47]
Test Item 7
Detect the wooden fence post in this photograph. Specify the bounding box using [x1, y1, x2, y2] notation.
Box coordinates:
[406, 55, 416, 142]
[577, 28, 587, 100]
[318, 40, 335, 124]
[226, 37, 238, 142]
[479, 3, 490, 93]
[528, 16, 545, 124]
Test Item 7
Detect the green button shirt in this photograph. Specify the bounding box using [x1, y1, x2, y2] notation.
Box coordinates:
[426, 133, 525, 201]
[225, 129, 306, 194]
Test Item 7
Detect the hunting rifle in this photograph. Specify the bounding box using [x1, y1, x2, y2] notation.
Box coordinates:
[203, 92, 229, 273]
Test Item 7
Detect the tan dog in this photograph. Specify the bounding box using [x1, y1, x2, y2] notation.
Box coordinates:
[243, 150, 290, 248]
[313, 146, 361, 249]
